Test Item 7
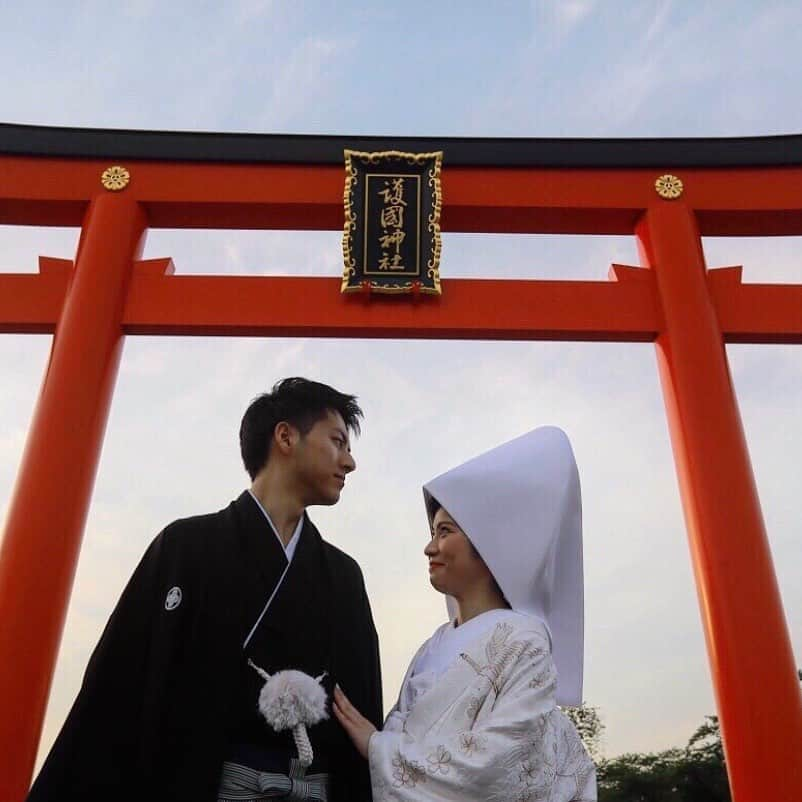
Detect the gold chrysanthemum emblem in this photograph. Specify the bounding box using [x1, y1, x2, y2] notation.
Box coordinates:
[655, 174, 683, 199]
[101, 165, 130, 191]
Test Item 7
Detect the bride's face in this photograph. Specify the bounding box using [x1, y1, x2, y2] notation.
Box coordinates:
[424, 507, 494, 597]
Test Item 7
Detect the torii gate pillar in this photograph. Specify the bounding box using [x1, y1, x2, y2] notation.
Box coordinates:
[0, 194, 146, 799]
[638, 203, 801, 800]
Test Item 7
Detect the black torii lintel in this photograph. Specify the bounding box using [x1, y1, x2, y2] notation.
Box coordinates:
[2, 121, 802, 167]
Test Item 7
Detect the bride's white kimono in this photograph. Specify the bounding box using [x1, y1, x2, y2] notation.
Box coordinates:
[369, 610, 596, 802]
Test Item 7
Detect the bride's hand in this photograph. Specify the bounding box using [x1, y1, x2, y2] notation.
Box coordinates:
[333, 684, 377, 759]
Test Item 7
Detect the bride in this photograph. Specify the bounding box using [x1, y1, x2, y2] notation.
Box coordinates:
[334, 426, 597, 801]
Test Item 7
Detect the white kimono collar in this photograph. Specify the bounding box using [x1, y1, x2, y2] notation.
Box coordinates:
[247, 488, 303, 562]
[422, 426, 584, 706]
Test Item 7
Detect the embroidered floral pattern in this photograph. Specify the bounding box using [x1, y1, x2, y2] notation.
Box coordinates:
[554, 719, 597, 797]
[391, 752, 427, 788]
[458, 731, 487, 757]
[512, 715, 549, 763]
[516, 756, 554, 802]
[461, 622, 528, 693]
[518, 760, 538, 783]
[465, 694, 484, 721]
[527, 663, 554, 691]
[426, 744, 452, 775]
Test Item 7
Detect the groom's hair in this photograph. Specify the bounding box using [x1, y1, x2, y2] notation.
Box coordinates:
[240, 377, 362, 479]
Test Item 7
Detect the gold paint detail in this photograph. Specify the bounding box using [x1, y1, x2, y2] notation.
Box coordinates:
[342, 150, 443, 295]
[101, 165, 130, 191]
[655, 174, 683, 200]
[341, 153, 359, 289]
[426, 156, 443, 295]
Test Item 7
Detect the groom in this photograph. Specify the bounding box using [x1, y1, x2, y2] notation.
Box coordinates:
[28, 377, 383, 802]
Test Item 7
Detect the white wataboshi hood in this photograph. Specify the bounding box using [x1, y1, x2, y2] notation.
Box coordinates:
[423, 426, 584, 706]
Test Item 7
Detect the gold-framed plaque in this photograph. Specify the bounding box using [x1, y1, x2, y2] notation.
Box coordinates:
[342, 150, 442, 295]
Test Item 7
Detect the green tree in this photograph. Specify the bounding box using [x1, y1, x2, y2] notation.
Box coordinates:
[589, 714, 730, 801]
[584, 670, 801, 800]
[598, 719, 731, 802]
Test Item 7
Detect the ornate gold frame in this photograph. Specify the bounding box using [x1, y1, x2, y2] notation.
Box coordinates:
[342, 149, 443, 294]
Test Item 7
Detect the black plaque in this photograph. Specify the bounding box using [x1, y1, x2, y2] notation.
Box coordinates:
[342, 150, 442, 294]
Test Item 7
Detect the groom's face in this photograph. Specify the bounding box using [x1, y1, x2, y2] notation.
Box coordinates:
[291, 410, 356, 506]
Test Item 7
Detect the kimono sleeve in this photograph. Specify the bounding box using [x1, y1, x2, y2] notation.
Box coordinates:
[27, 530, 171, 801]
[367, 627, 596, 802]
[382, 639, 429, 735]
[331, 559, 384, 802]
[359, 569, 383, 730]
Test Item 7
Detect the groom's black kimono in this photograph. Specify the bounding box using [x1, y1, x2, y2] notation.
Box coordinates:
[28, 492, 382, 802]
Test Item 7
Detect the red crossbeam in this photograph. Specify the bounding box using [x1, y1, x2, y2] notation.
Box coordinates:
[122, 273, 660, 341]
[707, 266, 802, 343]
[3, 157, 802, 234]
[3, 262, 801, 343]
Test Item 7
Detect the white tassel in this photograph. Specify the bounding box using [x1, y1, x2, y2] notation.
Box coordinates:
[248, 660, 329, 770]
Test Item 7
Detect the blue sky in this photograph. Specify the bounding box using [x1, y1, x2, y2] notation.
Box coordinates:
[5, 1, 802, 136]
[1, 0, 801, 765]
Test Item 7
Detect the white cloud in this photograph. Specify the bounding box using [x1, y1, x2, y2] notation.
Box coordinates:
[555, 0, 596, 28]
[533, 0, 598, 35]
[234, 0, 274, 25]
[257, 35, 355, 130]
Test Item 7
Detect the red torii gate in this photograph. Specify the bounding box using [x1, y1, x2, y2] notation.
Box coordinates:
[0, 124, 800, 801]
